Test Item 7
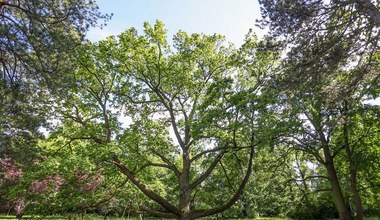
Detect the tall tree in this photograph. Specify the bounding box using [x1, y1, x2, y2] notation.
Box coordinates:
[0, 0, 110, 161]
[274, 68, 380, 220]
[258, 1, 380, 219]
[43, 21, 278, 219]
[258, 0, 380, 99]
[0, 0, 109, 214]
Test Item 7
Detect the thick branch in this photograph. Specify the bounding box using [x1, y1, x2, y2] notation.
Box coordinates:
[190, 151, 225, 190]
[193, 146, 255, 219]
[153, 150, 181, 177]
[190, 146, 229, 163]
[147, 82, 186, 151]
[110, 156, 180, 217]
[168, 104, 186, 150]
[99, 101, 111, 143]
[139, 207, 178, 218]
[177, 97, 192, 147]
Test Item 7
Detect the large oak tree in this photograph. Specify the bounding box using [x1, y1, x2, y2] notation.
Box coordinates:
[45, 21, 278, 219]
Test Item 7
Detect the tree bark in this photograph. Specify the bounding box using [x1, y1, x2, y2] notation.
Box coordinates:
[309, 110, 352, 220]
[349, 168, 364, 220]
[111, 157, 181, 217]
[343, 102, 364, 220]
[179, 151, 192, 220]
[322, 146, 352, 220]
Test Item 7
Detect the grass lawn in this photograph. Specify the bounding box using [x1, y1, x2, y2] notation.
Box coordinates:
[0, 215, 153, 220]
[0, 215, 292, 220]
[0, 215, 379, 220]
[0, 215, 286, 220]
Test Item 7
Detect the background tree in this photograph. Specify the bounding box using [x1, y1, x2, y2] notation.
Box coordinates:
[0, 0, 109, 214]
[258, 0, 380, 99]
[258, 1, 380, 219]
[271, 67, 380, 219]
[0, 0, 110, 162]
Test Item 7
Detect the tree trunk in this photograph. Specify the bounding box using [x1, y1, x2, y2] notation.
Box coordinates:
[312, 109, 352, 220]
[343, 100, 364, 220]
[179, 152, 192, 220]
[16, 213, 23, 220]
[349, 168, 364, 220]
[323, 146, 352, 220]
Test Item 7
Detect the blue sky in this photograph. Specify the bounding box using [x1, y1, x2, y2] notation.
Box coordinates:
[85, 1, 380, 105]
[87, 0, 264, 46]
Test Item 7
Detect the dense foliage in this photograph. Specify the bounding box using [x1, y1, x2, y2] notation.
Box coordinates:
[1, 1, 380, 220]
[0, 0, 109, 216]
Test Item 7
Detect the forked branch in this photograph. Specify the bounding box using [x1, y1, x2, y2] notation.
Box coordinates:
[193, 145, 255, 219]
[110, 156, 180, 217]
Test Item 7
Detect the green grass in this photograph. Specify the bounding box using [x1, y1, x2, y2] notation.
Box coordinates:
[0, 215, 292, 220]
[0, 215, 379, 220]
[0, 215, 282, 220]
[0, 215, 147, 220]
